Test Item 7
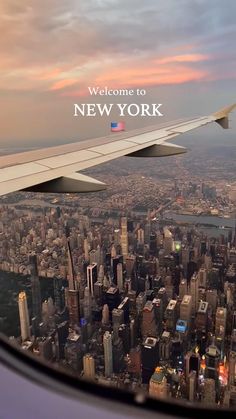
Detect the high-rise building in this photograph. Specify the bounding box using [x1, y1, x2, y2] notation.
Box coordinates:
[89, 246, 101, 268]
[127, 347, 141, 375]
[53, 278, 65, 313]
[87, 263, 98, 296]
[93, 281, 103, 304]
[111, 255, 123, 284]
[180, 295, 192, 323]
[149, 233, 157, 256]
[198, 268, 207, 288]
[179, 278, 188, 300]
[163, 228, 174, 254]
[112, 308, 124, 339]
[98, 264, 105, 284]
[125, 255, 136, 277]
[205, 341, 220, 383]
[102, 304, 109, 325]
[117, 263, 123, 291]
[165, 299, 177, 332]
[202, 378, 216, 405]
[120, 217, 128, 259]
[206, 289, 218, 313]
[113, 335, 124, 373]
[67, 240, 75, 291]
[18, 291, 30, 342]
[185, 350, 200, 380]
[195, 301, 209, 332]
[29, 254, 41, 322]
[152, 298, 163, 335]
[83, 354, 95, 379]
[188, 370, 197, 402]
[190, 273, 199, 314]
[111, 244, 117, 258]
[67, 290, 80, 327]
[84, 238, 89, 261]
[149, 367, 168, 399]
[105, 287, 120, 315]
[38, 337, 53, 361]
[55, 321, 69, 360]
[159, 331, 171, 362]
[65, 332, 83, 372]
[136, 292, 146, 314]
[141, 301, 157, 338]
[118, 297, 129, 323]
[103, 331, 113, 377]
[228, 351, 236, 386]
[83, 286, 91, 322]
[141, 337, 159, 384]
[137, 228, 145, 245]
[215, 307, 227, 339]
[157, 288, 168, 315]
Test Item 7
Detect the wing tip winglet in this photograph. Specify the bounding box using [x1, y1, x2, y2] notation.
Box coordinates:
[213, 103, 236, 129]
[213, 103, 236, 120]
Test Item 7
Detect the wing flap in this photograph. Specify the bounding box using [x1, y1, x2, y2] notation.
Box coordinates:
[127, 142, 187, 157]
[23, 173, 107, 193]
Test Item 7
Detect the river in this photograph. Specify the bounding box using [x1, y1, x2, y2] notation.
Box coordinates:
[163, 212, 235, 237]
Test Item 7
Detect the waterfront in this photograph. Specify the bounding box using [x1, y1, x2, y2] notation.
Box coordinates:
[163, 212, 235, 237]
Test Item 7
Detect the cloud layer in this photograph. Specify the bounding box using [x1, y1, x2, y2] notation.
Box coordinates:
[1, 0, 236, 96]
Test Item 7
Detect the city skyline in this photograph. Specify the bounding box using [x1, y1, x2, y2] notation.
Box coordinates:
[0, 163, 236, 407]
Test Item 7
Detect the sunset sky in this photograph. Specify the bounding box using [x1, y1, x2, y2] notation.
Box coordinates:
[0, 0, 236, 146]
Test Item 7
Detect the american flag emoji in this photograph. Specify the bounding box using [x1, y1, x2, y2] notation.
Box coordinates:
[111, 121, 125, 132]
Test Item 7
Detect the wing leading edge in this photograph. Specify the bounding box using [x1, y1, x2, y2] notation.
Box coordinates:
[0, 103, 235, 196]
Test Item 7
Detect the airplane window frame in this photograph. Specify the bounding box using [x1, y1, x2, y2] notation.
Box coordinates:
[1, 333, 236, 419]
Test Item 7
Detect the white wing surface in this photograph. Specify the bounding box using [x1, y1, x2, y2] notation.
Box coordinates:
[0, 104, 235, 196]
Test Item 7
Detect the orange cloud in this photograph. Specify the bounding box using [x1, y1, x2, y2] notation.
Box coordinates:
[156, 53, 209, 65]
[37, 68, 62, 80]
[62, 66, 207, 97]
[49, 79, 77, 91]
[94, 62, 207, 89]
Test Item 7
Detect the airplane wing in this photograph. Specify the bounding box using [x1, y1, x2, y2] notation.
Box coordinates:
[0, 103, 235, 196]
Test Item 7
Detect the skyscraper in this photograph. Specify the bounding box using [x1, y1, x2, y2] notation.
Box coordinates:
[117, 263, 123, 291]
[112, 308, 124, 339]
[179, 278, 188, 300]
[120, 217, 128, 259]
[66, 241, 80, 326]
[141, 337, 159, 384]
[83, 354, 95, 379]
[18, 291, 30, 342]
[149, 367, 168, 399]
[103, 331, 113, 377]
[180, 295, 192, 324]
[84, 238, 89, 262]
[188, 371, 197, 402]
[87, 263, 98, 296]
[228, 351, 236, 386]
[67, 240, 75, 291]
[202, 378, 216, 405]
[163, 228, 174, 254]
[102, 304, 109, 325]
[190, 272, 199, 314]
[141, 301, 157, 338]
[205, 341, 220, 383]
[29, 254, 41, 322]
[165, 299, 177, 332]
[215, 307, 227, 339]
